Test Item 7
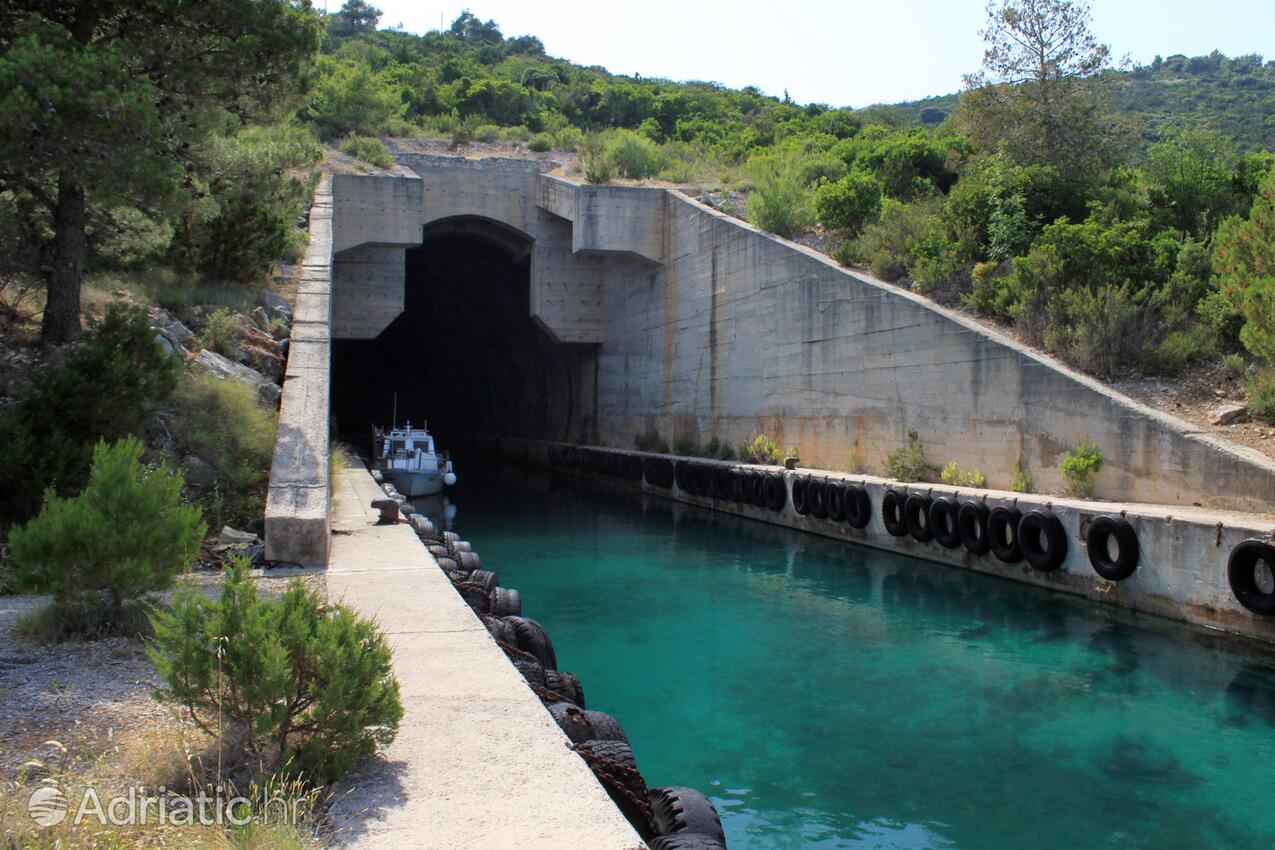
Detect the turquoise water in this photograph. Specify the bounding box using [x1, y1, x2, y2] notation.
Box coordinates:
[453, 464, 1275, 850]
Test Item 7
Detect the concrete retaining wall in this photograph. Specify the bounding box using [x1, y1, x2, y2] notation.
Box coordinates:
[498, 437, 1275, 645]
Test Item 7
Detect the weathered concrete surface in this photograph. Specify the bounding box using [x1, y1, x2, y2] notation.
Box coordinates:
[264, 177, 333, 566]
[326, 463, 645, 850]
[505, 438, 1275, 645]
[321, 154, 1275, 514]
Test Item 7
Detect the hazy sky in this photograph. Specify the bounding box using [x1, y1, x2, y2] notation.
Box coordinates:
[348, 0, 1275, 107]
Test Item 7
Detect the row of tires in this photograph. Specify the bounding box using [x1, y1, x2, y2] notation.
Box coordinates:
[548, 444, 1275, 618]
[397, 494, 729, 848]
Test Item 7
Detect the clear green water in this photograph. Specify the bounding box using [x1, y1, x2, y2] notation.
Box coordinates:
[452, 463, 1275, 850]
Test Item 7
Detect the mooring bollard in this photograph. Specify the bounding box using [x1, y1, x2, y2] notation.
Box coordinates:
[370, 497, 399, 525]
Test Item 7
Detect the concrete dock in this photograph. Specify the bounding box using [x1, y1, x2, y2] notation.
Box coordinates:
[324, 464, 645, 850]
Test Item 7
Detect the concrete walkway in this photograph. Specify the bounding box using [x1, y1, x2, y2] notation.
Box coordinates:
[325, 465, 645, 850]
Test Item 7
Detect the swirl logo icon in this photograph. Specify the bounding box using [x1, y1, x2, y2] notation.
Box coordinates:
[27, 785, 69, 827]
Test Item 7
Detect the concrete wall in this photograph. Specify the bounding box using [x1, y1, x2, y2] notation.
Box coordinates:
[316, 154, 1275, 515]
[502, 438, 1275, 645]
[265, 177, 334, 566]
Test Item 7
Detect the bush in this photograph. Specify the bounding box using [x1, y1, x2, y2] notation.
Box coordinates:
[1142, 327, 1212, 376]
[745, 151, 815, 237]
[606, 130, 666, 179]
[340, 133, 394, 169]
[1224, 353, 1247, 379]
[633, 430, 669, 453]
[1247, 366, 1275, 424]
[856, 198, 946, 282]
[170, 375, 279, 528]
[940, 462, 986, 488]
[1060, 442, 1103, 498]
[149, 559, 402, 783]
[736, 434, 788, 465]
[9, 438, 205, 637]
[579, 133, 612, 184]
[813, 171, 883, 234]
[198, 308, 242, 357]
[1214, 167, 1275, 363]
[703, 437, 735, 461]
[527, 133, 553, 152]
[1011, 460, 1034, 493]
[0, 303, 178, 525]
[884, 428, 932, 482]
[1039, 283, 1146, 378]
[671, 436, 698, 456]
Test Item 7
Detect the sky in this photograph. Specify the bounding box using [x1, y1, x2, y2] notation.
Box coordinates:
[344, 0, 1275, 108]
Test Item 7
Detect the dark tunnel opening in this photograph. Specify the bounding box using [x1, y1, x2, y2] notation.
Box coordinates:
[330, 227, 586, 458]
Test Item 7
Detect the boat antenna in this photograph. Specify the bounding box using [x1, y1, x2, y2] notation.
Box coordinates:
[392, 393, 398, 429]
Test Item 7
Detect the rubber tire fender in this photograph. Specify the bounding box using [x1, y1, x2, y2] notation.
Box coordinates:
[577, 739, 652, 839]
[792, 476, 811, 515]
[881, 489, 908, 537]
[988, 507, 1024, 563]
[761, 473, 787, 512]
[482, 615, 516, 646]
[824, 481, 847, 522]
[512, 657, 546, 687]
[1228, 539, 1275, 616]
[544, 670, 585, 707]
[649, 836, 727, 850]
[904, 494, 933, 543]
[1019, 510, 1067, 571]
[1086, 515, 1139, 581]
[844, 485, 871, 529]
[928, 497, 962, 549]
[503, 616, 558, 670]
[489, 586, 521, 617]
[456, 550, 483, 572]
[958, 501, 991, 555]
[675, 460, 693, 492]
[649, 786, 726, 842]
[808, 478, 828, 519]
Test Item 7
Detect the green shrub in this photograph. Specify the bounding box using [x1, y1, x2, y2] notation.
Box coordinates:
[170, 375, 278, 527]
[671, 436, 698, 456]
[1224, 353, 1247, 379]
[813, 171, 883, 234]
[745, 151, 815, 237]
[940, 462, 986, 488]
[736, 434, 788, 465]
[579, 133, 613, 183]
[1142, 327, 1212, 376]
[606, 130, 666, 179]
[340, 133, 394, 169]
[633, 430, 669, 453]
[1214, 168, 1275, 363]
[1039, 283, 1146, 377]
[1246, 366, 1275, 424]
[305, 56, 405, 139]
[149, 559, 402, 783]
[703, 437, 735, 461]
[0, 304, 178, 525]
[1060, 441, 1103, 498]
[198, 308, 242, 357]
[1011, 460, 1034, 493]
[527, 133, 553, 152]
[856, 198, 946, 282]
[884, 428, 932, 482]
[9, 438, 205, 637]
[1197, 290, 1244, 351]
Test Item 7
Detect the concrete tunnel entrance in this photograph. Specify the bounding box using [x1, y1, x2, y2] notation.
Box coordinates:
[330, 220, 589, 455]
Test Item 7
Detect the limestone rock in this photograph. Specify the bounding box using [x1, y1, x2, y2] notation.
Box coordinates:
[218, 525, 258, 545]
[260, 291, 293, 326]
[144, 417, 173, 449]
[1210, 403, 1246, 426]
[256, 381, 282, 407]
[192, 349, 269, 387]
[181, 455, 218, 487]
[149, 307, 194, 343]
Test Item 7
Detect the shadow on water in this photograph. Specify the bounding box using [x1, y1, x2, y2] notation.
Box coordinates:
[448, 456, 1275, 850]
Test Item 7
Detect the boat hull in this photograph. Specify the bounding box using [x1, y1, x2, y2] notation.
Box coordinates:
[383, 470, 445, 497]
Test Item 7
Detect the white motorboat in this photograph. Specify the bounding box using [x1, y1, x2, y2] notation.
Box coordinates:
[373, 421, 457, 497]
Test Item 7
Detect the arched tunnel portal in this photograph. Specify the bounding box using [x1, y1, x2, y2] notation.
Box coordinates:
[330, 216, 592, 454]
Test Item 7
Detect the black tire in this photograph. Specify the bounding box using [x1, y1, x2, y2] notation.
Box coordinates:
[844, 485, 871, 529]
[958, 501, 991, 555]
[649, 786, 725, 842]
[928, 497, 962, 549]
[581, 710, 628, 743]
[730, 470, 748, 503]
[988, 507, 1023, 563]
[649, 835, 727, 850]
[436, 556, 459, 571]
[675, 460, 692, 492]
[762, 473, 786, 512]
[1087, 516, 1139, 581]
[824, 482, 847, 522]
[427, 544, 450, 558]
[457, 583, 489, 613]
[483, 615, 516, 645]
[645, 457, 673, 489]
[504, 616, 558, 670]
[467, 569, 499, 592]
[512, 657, 546, 687]
[792, 476, 811, 515]
[808, 479, 828, 519]
[693, 464, 713, 497]
[1019, 510, 1067, 571]
[1228, 539, 1275, 616]
[457, 550, 483, 572]
[451, 540, 473, 554]
[711, 467, 733, 500]
[489, 586, 521, 617]
[544, 670, 585, 707]
[882, 489, 908, 537]
[548, 703, 628, 743]
[577, 740, 653, 839]
[904, 494, 933, 543]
